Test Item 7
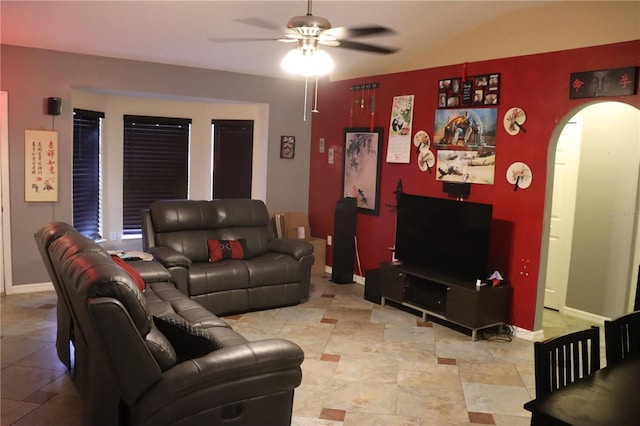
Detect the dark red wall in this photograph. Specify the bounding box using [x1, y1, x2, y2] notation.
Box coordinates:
[308, 40, 640, 330]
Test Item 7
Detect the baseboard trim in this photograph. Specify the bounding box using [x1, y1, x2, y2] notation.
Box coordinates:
[7, 281, 54, 295]
[562, 306, 609, 325]
[512, 326, 542, 341]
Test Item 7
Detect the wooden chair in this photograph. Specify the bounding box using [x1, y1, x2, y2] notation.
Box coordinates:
[534, 326, 601, 398]
[604, 310, 640, 367]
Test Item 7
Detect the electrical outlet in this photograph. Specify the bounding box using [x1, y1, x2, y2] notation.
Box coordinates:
[327, 235, 332, 245]
[110, 231, 117, 241]
[519, 257, 530, 277]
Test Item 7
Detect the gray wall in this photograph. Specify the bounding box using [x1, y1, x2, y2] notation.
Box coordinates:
[566, 103, 640, 318]
[1, 45, 312, 287]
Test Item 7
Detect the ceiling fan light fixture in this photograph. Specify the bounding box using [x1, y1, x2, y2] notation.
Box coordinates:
[281, 47, 334, 77]
[287, 15, 331, 35]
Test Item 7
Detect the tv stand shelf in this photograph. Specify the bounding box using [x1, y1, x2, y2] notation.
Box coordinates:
[380, 262, 511, 340]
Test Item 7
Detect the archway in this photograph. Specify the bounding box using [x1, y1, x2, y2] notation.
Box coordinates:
[536, 101, 640, 331]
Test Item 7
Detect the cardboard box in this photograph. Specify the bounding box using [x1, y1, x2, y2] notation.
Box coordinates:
[271, 213, 286, 238]
[272, 212, 324, 273]
[272, 212, 312, 241]
[309, 237, 327, 275]
[283, 212, 311, 241]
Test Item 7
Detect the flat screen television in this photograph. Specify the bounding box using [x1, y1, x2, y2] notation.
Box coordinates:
[394, 193, 493, 282]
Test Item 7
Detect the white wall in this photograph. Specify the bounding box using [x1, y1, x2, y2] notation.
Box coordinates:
[566, 102, 640, 318]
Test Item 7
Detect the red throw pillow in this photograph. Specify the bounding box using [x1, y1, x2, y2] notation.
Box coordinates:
[207, 239, 250, 263]
[111, 255, 146, 292]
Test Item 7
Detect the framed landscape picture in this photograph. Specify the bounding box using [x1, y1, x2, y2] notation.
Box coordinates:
[433, 108, 498, 185]
[341, 127, 383, 215]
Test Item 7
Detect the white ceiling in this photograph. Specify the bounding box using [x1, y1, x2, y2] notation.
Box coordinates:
[0, 1, 635, 81]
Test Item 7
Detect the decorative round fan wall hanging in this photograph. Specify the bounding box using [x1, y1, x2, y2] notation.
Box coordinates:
[506, 162, 532, 191]
[413, 130, 430, 153]
[418, 149, 435, 173]
[503, 107, 527, 135]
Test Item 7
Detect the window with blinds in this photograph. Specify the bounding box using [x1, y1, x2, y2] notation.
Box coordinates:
[122, 115, 191, 235]
[73, 109, 104, 240]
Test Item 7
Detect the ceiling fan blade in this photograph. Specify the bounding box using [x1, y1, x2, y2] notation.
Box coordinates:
[277, 37, 302, 43]
[334, 40, 398, 55]
[208, 36, 281, 43]
[234, 17, 284, 32]
[325, 25, 395, 40]
[319, 39, 340, 47]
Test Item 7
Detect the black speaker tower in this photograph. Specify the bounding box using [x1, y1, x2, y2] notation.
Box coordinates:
[331, 197, 357, 284]
[364, 269, 382, 304]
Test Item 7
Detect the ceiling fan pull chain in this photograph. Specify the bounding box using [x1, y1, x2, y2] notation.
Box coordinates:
[303, 75, 309, 121]
[312, 75, 320, 113]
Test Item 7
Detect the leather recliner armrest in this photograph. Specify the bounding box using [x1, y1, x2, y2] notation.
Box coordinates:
[147, 246, 192, 269]
[192, 338, 304, 381]
[128, 260, 172, 283]
[132, 339, 304, 424]
[268, 238, 313, 260]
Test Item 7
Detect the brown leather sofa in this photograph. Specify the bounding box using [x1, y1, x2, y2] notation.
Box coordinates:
[141, 199, 314, 316]
[35, 222, 304, 426]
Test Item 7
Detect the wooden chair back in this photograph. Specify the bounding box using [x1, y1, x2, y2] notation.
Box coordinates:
[534, 326, 601, 398]
[604, 310, 640, 367]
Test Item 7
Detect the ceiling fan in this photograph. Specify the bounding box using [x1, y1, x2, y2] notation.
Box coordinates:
[209, 0, 399, 60]
[211, 0, 397, 119]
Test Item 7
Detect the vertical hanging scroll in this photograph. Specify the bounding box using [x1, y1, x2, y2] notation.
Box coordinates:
[25, 129, 58, 202]
[386, 94, 415, 164]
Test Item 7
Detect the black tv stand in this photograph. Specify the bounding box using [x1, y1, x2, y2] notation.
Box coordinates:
[380, 262, 511, 340]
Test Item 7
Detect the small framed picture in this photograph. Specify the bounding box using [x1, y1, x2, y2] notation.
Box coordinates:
[280, 136, 295, 159]
[447, 96, 459, 107]
[488, 74, 500, 91]
[474, 89, 484, 105]
[475, 75, 489, 87]
[438, 93, 447, 107]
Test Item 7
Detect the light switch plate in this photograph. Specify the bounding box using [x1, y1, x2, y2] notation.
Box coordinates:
[328, 148, 334, 164]
[319, 137, 325, 153]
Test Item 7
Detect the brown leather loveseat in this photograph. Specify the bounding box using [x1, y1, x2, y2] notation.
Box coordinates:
[141, 199, 314, 316]
[35, 222, 304, 426]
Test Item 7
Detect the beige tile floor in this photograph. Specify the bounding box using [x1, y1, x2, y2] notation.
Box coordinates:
[0, 274, 599, 425]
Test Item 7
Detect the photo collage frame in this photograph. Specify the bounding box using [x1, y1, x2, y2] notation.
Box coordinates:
[438, 73, 500, 108]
